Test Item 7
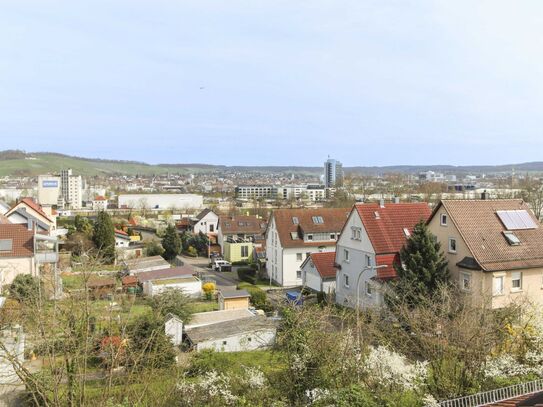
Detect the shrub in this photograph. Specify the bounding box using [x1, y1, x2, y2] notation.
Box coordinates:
[237, 268, 256, 284]
[185, 246, 198, 257]
[237, 283, 268, 310]
[9, 274, 40, 303]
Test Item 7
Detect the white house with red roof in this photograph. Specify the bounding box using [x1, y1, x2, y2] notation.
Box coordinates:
[5, 198, 57, 234]
[92, 196, 108, 211]
[300, 251, 337, 295]
[335, 201, 431, 309]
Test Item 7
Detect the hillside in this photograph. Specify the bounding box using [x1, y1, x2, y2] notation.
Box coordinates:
[1, 150, 543, 177]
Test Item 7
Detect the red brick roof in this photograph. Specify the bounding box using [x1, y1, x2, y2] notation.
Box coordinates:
[355, 203, 431, 254]
[310, 251, 336, 279]
[115, 229, 128, 236]
[121, 275, 138, 286]
[272, 208, 350, 248]
[94, 196, 107, 201]
[0, 224, 34, 258]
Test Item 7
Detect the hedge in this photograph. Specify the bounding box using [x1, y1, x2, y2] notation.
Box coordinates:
[237, 267, 257, 284]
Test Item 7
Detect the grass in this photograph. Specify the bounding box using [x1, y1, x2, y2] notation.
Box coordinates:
[61, 273, 86, 290]
[189, 349, 285, 376]
[188, 300, 219, 313]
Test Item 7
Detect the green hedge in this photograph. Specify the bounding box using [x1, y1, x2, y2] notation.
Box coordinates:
[237, 267, 257, 284]
[237, 282, 270, 311]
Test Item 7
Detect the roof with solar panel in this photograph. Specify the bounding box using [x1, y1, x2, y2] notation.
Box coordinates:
[431, 199, 543, 272]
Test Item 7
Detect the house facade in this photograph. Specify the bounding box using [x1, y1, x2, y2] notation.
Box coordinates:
[192, 209, 219, 234]
[335, 202, 431, 309]
[301, 251, 337, 294]
[428, 199, 543, 308]
[266, 208, 349, 286]
[5, 198, 56, 233]
[217, 215, 267, 262]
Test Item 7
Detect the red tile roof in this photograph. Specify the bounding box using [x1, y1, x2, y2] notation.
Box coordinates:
[375, 254, 400, 280]
[121, 275, 138, 286]
[355, 203, 431, 254]
[219, 215, 267, 235]
[0, 224, 34, 258]
[94, 196, 107, 201]
[12, 198, 52, 223]
[434, 199, 543, 272]
[272, 208, 350, 248]
[115, 229, 128, 236]
[310, 251, 336, 279]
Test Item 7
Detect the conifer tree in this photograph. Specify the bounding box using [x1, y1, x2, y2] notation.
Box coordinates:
[92, 211, 116, 263]
[162, 225, 182, 260]
[391, 220, 449, 307]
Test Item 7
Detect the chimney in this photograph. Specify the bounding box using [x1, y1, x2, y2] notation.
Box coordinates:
[379, 199, 385, 208]
[481, 190, 488, 200]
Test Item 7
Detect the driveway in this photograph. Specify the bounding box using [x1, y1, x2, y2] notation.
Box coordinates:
[179, 255, 239, 288]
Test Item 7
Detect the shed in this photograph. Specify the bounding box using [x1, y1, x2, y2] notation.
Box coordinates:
[185, 316, 277, 352]
[218, 289, 250, 311]
[165, 314, 184, 346]
[88, 277, 116, 299]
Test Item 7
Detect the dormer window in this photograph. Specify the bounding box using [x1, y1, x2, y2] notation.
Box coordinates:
[292, 217, 299, 225]
[403, 228, 411, 238]
[503, 231, 521, 246]
[374, 211, 380, 220]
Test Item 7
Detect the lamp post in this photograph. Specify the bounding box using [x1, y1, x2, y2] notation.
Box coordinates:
[355, 264, 387, 353]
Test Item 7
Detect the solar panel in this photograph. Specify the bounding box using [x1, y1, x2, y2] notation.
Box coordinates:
[496, 210, 538, 230]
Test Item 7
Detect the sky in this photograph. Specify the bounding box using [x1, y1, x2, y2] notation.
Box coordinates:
[1, 1, 543, 167]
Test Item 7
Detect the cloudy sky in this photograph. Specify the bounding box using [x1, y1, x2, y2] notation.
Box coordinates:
[1, 1, 542, 166]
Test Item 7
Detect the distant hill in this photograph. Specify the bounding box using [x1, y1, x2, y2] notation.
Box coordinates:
[0, 150, 542, 177]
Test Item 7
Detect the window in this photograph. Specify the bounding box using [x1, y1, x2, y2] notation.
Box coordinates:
[344, 274, 349, 288]
[460, 272, 471, 291]
[0, 239, 12, 252]
[296, 269, 302, 279]
[209, 224, 214, 232]
[222, 340, 227, 345]
[296, 253, 303, 261]
[307, 234, 313, 241]
[504, 231, 521, 246]
[512, 272, 522, 291]
[330, 233, 335, 240]
[494, 276, 504, 295]
[448, 238, 457, 253]
[344, 249, 350, 262]
[365, 281, 372, 296]
[351, 227, 361, 240]
[365, 255, 371, 267]
[312, 216, 324, 224]
[440, 214, 448, 226]
[241, 246, 249, 257]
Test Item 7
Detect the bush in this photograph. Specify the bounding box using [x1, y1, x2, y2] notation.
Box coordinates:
[237, 283, 269, 310]
[9, 274, 40, 303]
[185, 246, 198, 257]
[237, 267, 256, 284]
[232, 260, 250, 266]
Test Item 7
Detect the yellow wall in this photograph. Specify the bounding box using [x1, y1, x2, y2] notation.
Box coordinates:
[220, 297, 250, 310]
[223, 242, 254, 263]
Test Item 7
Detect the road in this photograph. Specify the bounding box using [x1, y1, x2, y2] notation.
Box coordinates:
[179, 255, 240, 289]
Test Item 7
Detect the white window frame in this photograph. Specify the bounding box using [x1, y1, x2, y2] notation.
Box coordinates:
[493, 275, 505, 296]
[365, 281, 372, 297]
[344, 274, 349, 288]
[296, 269, 302, 279]
[344, 249, 350, 262]
[307, 234, 313, 241]
[460, 272, 471, 291]
[296, 253, 302, 262]
[365, 254, 371, 267]
[511, 271, 522, 292]
[448, 238, 457, 253]
[440, 214, 448, 226]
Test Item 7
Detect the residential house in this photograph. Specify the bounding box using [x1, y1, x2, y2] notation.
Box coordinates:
[218, 289, 250, 310]
[115, 229, 131, 249]
[92, 196, 108, 211]
[301, 251, 337, 295]
[5, 198, 56, 233]
[0, 223, 59, 294]
[335, 202, 431, 309]
[185, 316, 277, 352]
[266, 208, 350, 286]
[427, 199, 543, 308]
[192, 208, 219, 234]
[217, 215, 267, 263]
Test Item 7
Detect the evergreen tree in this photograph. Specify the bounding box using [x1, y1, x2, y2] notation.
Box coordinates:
[92, 211, 116, 263]
[390, 220, 449, 307]
[162, 224, 182, 260]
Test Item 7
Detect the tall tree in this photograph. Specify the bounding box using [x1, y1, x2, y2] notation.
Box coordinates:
[93, 211, 116, 263]
[162, 225, 182, 260]
[390, 220, 449, 307]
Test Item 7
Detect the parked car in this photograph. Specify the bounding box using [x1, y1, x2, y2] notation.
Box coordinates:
[213, 259, 232, 272]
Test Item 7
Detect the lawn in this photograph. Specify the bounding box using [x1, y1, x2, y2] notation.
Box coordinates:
[188, 349, 285, 376]
[188, 300, 218, 313]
